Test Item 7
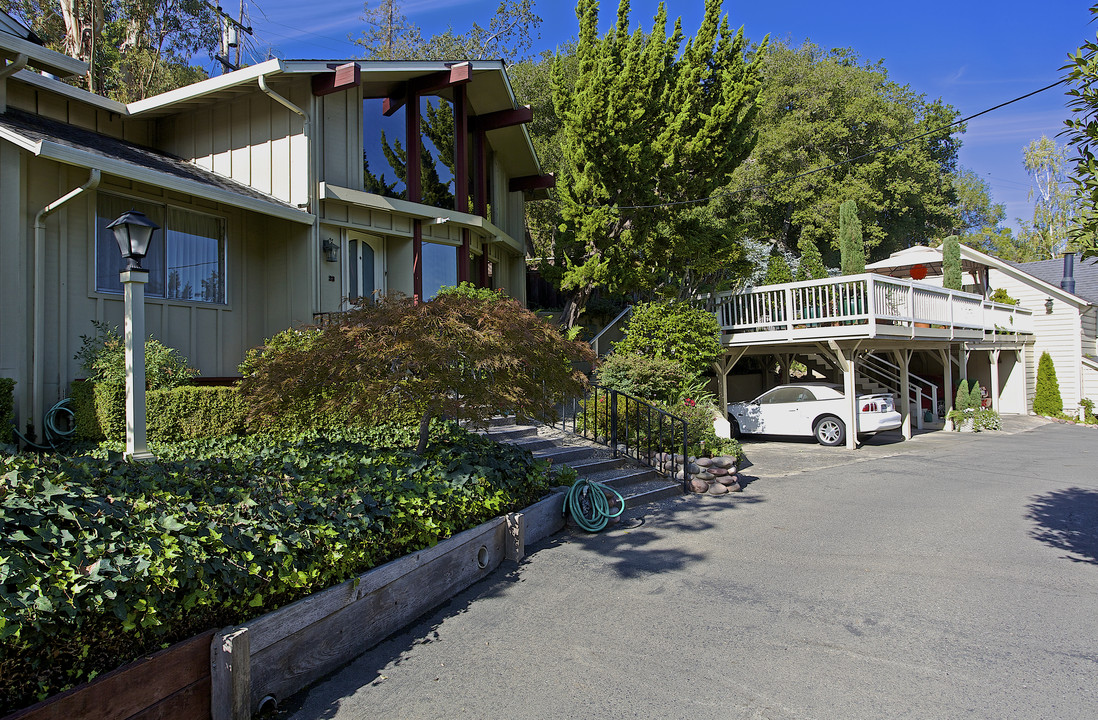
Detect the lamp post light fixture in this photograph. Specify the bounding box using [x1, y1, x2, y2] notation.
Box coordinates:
[322, 238, 339, 263]
[108, 210, 158, 461]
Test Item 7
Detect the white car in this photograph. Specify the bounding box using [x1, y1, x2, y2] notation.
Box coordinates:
[727, 383, 902, 446]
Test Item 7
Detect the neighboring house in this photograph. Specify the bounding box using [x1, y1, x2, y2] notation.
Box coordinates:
[0, 15, 551, 437]
[865, 244, 1098, 418]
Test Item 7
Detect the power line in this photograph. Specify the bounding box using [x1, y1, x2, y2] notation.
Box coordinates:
[572, 78, 1070, 212]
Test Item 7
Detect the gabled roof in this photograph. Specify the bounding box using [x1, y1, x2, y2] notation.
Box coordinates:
[0, 107, 311, 224]
[0, 11, 87, 77]
[1011, 256, 1098, 305]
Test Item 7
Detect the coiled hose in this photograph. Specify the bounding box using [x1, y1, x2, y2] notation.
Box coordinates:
[11, 398, 75, 451]
[563, 477, 625, 532]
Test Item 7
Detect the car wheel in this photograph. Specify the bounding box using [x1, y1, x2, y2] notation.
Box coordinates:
[728, 417, 741, 439]
[814, 416, 846, 446]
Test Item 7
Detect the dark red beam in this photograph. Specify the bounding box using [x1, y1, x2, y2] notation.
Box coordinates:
[311, 62, 361, 96]
[383, 62, 472, 116]
[471, 105, 533, 132]
[509, 173, 556, 193]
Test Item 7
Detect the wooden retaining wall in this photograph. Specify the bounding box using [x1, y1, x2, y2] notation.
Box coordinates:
[6, 492, 566, 720]
[4, 630, 215, 720]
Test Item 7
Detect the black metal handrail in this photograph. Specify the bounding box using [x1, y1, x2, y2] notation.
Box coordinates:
[556, 384, 691, 487]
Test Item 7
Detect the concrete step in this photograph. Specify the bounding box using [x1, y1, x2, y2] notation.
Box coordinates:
[478, 425, 539, 442]
[581, 466, 659, 489]
[533, 445, 601, 464]
[509, 437, 559, 452]
[562, 457, 629, 476]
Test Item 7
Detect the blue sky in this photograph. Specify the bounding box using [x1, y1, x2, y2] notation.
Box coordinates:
[229, 0, 1094, 234]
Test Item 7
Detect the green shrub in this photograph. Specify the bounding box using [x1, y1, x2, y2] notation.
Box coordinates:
[0, 424, 553, 714]
[597, 352, 687, 405]
[1034, 351, 1064, 416]
[146, 386, 246, 441]
[435, 281, 508, 303]
[839, 200, 865, 275]
[942, 234, 962, 290]
[762, 250, 793, 285]
[973, 407, 1002, 431]
[93, 382, 126, 442]
[0, 378, 13, 444]
[1081, 397, 1097, 424]
[989, 288, 1018, 305]
[612, 301, 721, 378]
[75, 321, 199, 390]
[69, 381, 103, 441]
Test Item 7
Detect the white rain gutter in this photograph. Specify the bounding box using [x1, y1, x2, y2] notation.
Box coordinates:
[32, 168, 101, 440]
[258, 74, 320, 310]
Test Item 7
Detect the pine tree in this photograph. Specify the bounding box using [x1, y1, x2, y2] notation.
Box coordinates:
[942, 234, 962, 290]
[1033, 351, 1064, 416]
[795, 236, 828, 280]
[839, 200, 865, 275]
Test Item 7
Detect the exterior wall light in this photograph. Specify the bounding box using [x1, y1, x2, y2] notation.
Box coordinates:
[108, 211, 159, 461]
[1045, 297, 1054, 315]
[322, 238, 339, 263]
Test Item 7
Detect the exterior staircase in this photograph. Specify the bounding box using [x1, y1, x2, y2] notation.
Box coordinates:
[476, 416, 684, 510]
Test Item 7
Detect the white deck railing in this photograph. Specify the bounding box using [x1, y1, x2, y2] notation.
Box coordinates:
[715, 274, 1033, 341]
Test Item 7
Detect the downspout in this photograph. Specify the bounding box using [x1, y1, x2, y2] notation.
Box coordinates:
[258, 75, 319, 311]
[32, 168, 101, 441]
[0, 54, 28, 112]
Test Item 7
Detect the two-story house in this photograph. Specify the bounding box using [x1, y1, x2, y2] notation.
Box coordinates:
[0, 16, 551, 437]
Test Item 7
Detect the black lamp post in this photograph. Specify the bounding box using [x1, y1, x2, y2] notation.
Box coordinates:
[109, 210, 158, 460]
[107, 209, 158, 270]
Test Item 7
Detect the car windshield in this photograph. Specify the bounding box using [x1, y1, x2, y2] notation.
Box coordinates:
[759, 387, 816, 404]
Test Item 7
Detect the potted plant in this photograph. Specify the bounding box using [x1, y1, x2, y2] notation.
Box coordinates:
[946, 379, 980, 432]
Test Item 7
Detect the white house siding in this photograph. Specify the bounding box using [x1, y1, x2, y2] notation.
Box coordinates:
[987, 267, 1085, 413]
[318, 89, 363, 193]
[157, 80, 311, 209]
[1082, 306, 1097, 358]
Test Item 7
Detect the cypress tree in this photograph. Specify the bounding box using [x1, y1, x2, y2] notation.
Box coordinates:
[763, 249, 793, 285]
[839, 200, 865, 275]
[795, 236, 828, 281]
[955, 379, 971, 413]
[1033, 351, 1064, 416]
[942, 234, 962, 290]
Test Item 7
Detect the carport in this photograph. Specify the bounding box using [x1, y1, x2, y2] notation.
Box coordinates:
[710, 273, 1033, 449]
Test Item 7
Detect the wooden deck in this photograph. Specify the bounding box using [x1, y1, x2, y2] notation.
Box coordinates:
[713, 274, 1033, 348]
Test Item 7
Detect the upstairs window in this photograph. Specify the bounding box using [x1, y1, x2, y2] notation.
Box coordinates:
[96, 194, 226, 304]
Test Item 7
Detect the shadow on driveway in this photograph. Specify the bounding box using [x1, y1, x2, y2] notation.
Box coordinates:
[1026, 487, 1098, 565]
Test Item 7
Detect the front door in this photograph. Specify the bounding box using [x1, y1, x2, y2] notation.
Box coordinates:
[346, 234, 384, 306]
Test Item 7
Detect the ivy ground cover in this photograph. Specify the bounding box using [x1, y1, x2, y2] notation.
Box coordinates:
[0, 423, 553, 714]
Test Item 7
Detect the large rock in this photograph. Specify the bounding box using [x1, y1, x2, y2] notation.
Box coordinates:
[709, 467, 728, 477]
[688, 478, 709, 493]
[706, 482, 728, 495]
[716, 474, 739, 486]
[726, 482, 742, 492]
[712, 456, 736, 470]
[695, 457, 714, 468]
[686, 462, 702, 474]
[695, 471, 715, 482]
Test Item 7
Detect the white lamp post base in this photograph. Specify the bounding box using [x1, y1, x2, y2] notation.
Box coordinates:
[120, 269, 155, 461]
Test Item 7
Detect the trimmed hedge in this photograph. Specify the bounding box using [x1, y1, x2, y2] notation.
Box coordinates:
[0, 378, 13, 444]
[0, 423, 553, 714]
[146, 386, 246, 441]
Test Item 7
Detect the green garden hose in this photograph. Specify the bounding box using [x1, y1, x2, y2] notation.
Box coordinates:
[563, 477, 625, 532]
[11, 398, 75, 451]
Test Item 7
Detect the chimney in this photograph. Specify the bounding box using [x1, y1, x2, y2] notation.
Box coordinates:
[1061, 252, 1076, 295]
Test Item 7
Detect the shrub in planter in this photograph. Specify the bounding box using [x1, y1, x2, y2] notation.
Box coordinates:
[973, 407, 1002, 431]
[1034, 351, 1064, 416]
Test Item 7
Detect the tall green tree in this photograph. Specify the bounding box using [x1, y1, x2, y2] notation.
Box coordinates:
[762, 248, 792, 285]
[942, 234, 962, 290]
[1014, 136, 1078, 261]
[734, 42, 962, 259]
[0, 0, 215, 100]
[838, 200, 865, 275]
[1062, 4, 1098, 259]
[1033, 351, 1064, 416]
[355, 0, 542, 62]
[551, 0, 767, 328]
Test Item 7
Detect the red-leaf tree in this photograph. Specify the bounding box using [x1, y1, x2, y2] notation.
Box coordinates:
[239, 292, 595, 453]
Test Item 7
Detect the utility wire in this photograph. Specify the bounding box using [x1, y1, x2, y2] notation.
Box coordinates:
[575, 78, 1070, 212]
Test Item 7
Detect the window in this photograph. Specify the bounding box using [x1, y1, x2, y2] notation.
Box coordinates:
[96, 194, 226, 304]
[422, 242, 457, 300]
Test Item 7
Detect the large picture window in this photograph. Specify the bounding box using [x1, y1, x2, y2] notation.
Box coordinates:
[95, 194, 226, 304]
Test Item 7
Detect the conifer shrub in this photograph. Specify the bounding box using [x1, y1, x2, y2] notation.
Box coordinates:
[839, 200, 865, 275]
[1033, 351, 1064, 416]
[942, 234, 962, 290]
[763, 250, 793, 285]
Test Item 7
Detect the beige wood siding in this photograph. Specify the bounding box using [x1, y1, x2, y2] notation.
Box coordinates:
[988, 267, 1085, 412]
[319, 90, 363, 192]
[158, 79, 311, 208]
[7, 80, 155, 143]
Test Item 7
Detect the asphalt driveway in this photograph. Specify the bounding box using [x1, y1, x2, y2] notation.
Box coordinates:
[283, 417, 1098, 719]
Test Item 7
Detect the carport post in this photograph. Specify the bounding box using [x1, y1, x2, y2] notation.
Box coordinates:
[990, 348, 1001, 411]
[939, 348, 953, 416]
[828, 340, 860, 450]
[892, 349, 912, 440]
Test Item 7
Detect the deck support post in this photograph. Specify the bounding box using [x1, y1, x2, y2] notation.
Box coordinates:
[939, 348, 953, 416]
[892, 349, 912, 440]
[828, 340, 861, 450]
[990, 348, 1001, 411]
